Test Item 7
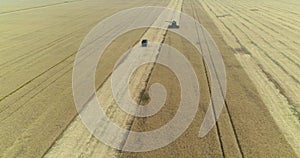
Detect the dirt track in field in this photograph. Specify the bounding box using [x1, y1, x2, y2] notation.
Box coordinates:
[0, 0, 299, 157]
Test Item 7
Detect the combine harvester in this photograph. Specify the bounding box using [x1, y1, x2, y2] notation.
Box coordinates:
[167, 20, 179, 29]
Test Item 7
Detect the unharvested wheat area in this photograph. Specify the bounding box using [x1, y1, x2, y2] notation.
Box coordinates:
[0, 0, 299, 157]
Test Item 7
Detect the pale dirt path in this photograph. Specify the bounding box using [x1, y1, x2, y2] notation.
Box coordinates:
[200, 0, 300, 156]
[44, 0, 183, 157]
